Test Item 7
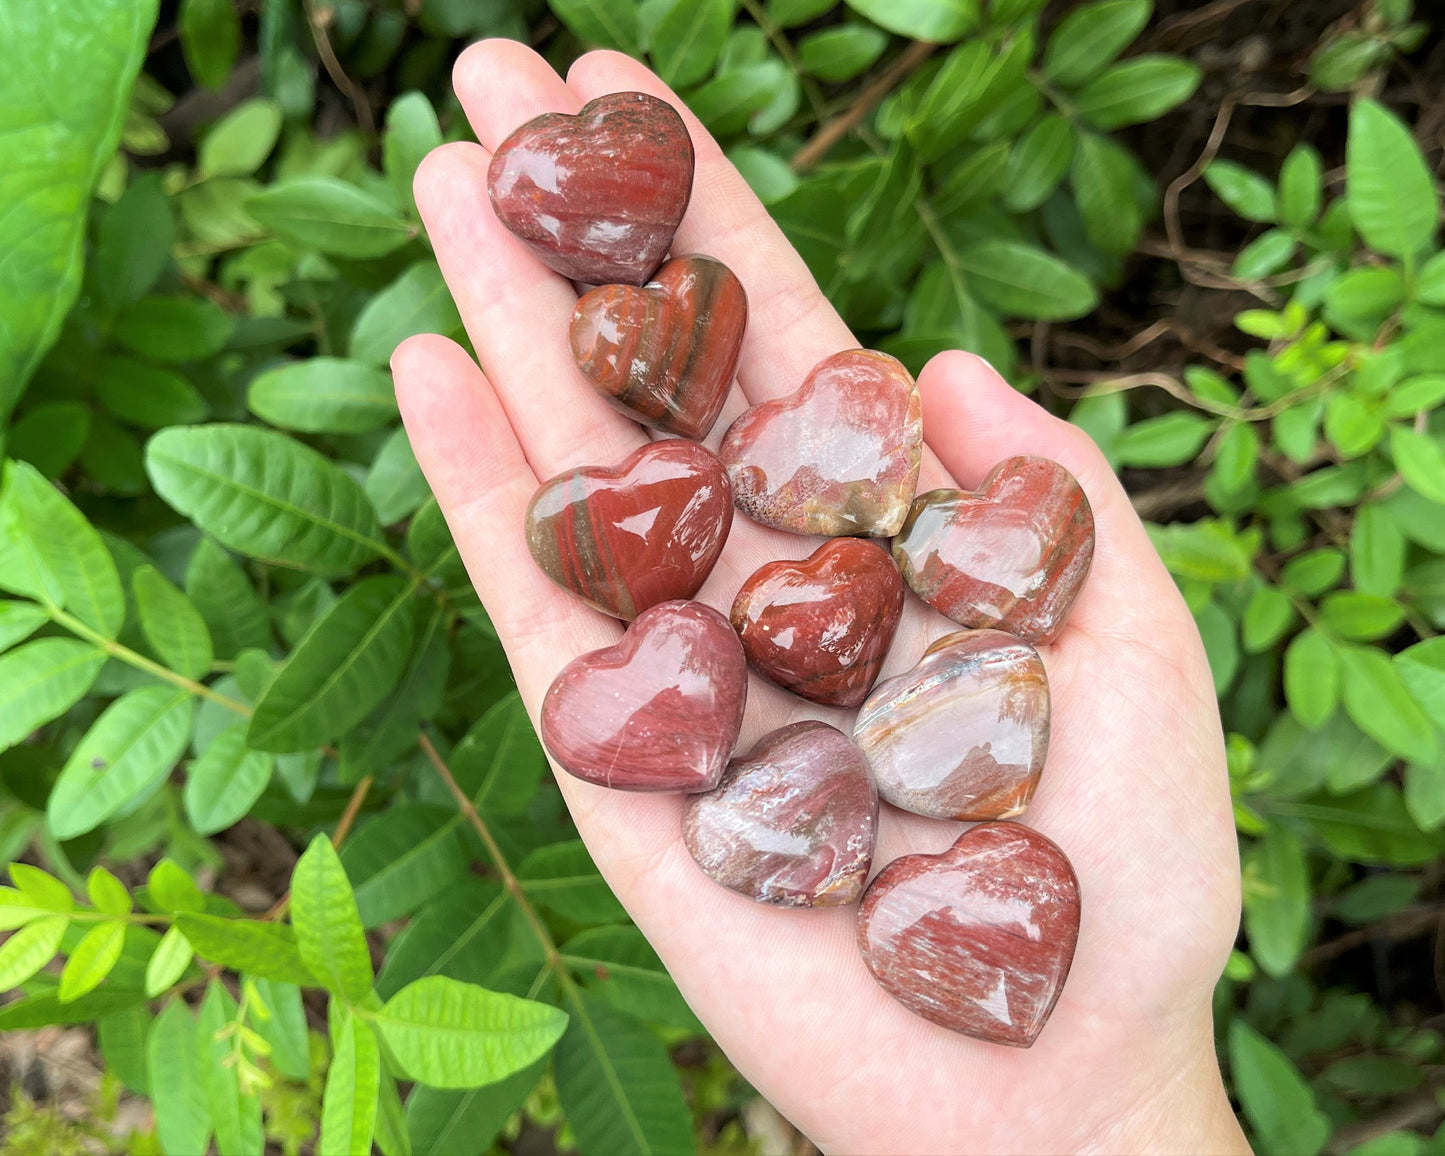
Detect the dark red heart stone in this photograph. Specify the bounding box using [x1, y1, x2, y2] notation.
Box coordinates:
[570, 255, 747, 440]
[718, 349, 923, 537]
[525, 439, 732, 621]
[892, 456, 1095, 644]
[857, 822, 1080, 1047]
[683, 721, 877, 907]
[487, 92, 695, 286]
[540, 600, 747, 792]
[853, 630, 1049, 820]
[730, 538, 904, 708]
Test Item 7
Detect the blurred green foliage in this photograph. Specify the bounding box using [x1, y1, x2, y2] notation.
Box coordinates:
[1, 0, 1444, 1153]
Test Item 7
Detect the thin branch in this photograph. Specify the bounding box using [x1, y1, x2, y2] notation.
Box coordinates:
[303, 0, 375, 138]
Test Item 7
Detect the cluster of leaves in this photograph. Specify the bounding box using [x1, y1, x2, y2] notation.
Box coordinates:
[4, 0, 1445, 1153]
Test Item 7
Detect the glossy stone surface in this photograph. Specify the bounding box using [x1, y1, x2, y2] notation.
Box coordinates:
[857, 822, 1079, 1047]
[731, 539, 904, 708]
[892, 456, 1095, 644]
[571, 255, 747, 440]
[718, 349, 923, 537]
[525, 440, 732, 620]
[488, 92, 695, 285]
[854, 630, 1049, 821]
[541, 600, 747, 792]
[683, 722, 877, 907]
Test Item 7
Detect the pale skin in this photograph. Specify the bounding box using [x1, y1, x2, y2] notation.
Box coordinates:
[392, 39, 1252, 1156]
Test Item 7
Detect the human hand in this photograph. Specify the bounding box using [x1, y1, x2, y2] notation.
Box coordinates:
[393, 38, 1250, 1155]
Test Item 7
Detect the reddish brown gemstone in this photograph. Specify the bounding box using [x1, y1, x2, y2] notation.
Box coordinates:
[525, 440, 732, 621]
[487, 92, 694, 285]
[541, 600, 747, 792]
[857, 822, 1080, 1047]
[730, 539, 904, 708]
[854, 630, 1049, 820]
[683, 721, 877, 907]
[892, 457, 1095, 644]
[570, 255, 747, 440]
[718, 349, 923, 537]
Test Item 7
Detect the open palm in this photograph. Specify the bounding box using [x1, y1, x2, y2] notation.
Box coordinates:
[393, 39, 1247, 1155]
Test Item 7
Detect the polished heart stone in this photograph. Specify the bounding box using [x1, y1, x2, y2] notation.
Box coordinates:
[718, 349, 923, 537]
[525, 439, 732, 620]
[854, 630, 1049, 821]
[892, 456, 1095, 644]
[570, 255, 747, 440]
[488, 92, 694, 285]
[857, 822, 1079, 1047]
[541, 600, 747, 792]
[683, 721, 877, 907]
[731, 538, 904, 708]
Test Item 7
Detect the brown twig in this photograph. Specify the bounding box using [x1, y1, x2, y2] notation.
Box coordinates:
[1326, 1077, 1445, 1155]
[1301, 905, 1445, 967]
[303, 0, 375, 137]
[791, 40, 936, 173]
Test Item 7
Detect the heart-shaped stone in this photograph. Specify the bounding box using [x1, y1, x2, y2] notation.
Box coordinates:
[526, 439, 732, 620]
[683, 721, 877, 907]
[854, 630, 1049, 820]
[892, 456, 1094, 644]
[541, 600, 747, 792]
[488, 92, 695, 286]
[718, 349, 923, 537]
[731, 538, 904, 708]
[570, 255, 747, 440]
[857, 822, 1079, 1047]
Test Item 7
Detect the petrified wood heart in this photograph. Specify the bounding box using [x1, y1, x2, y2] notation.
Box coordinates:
[570, 255, 747, 440]
[540, 600, 747, 792]
[731, 538, 904, 708]
[488, 92, 695, 285]
[683, 721, 877, 907]
[857, 822, 1079, 1047]
[854, 630, 1049, 821]
[525, 439, 732, 620]
[718, 349, 923, 537]
[892, 456, 1095, 644]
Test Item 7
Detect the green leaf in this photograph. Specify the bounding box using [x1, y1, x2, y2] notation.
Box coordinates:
[1073, 56, 1200, 130]
[1242, 585, 1295, 654]
[372, 975, 567, 1089]
[9, 401, 91, 479]
[1242, 824, 1310, 978]
[1115, 412, 1216, 468]
[112, 295, 235, 363]
[148, 1000, 213, 1156]
[1391, 426, 1445, 505]
[796, 25, 888, 83]
[520, 841, 628, 925]
[1320, 592, 1405, 641]
[87, 866, 131, 916]
[322, 1003, 381, 1156]
[1278, 144, 1322, 229]
[59, 920, 126, 1002]
[951, 239, 1096, 321]
[1347, 98, 1440, 258]
[766, 0, 838, 26]
[145, 926, 195, 996]
[176, 913, 317, 986]
[1405, 758, 1445, 831]
[0, 638, 106, 753]
[1284, 628, 1338, 728]
[453, 692, 548, 816]
[98, 1004, 152, 1094]
[384, 92, 443, 217]
[247, 978, 309, 1081]
[0, 460, 125, 636]
[0, 601, 48, 654]
[248, 575, 415, 752]
[147, 858, 206, 914]
[0, 914, 68, 989]
[1001, 114, 1075, 213]
[133, 564, 213, 680]
[646, 0, 730, 87]
[1383, 374, 1445, 418]
[1415, 251, 1445, 307]
[179, 0, 240, 89]
[1203, 160, 1277, 223]
[351, 261, 461, 367]
[185, 722, 274, 835]
[341, 805, 468, 928]
[94, 174, 174, 314]
[1232, 229, 1296, 281]
[0, 0, 156, 415]
[199, 98, 282, 178]
[146, 424, 384, 576]
[1397, 636, 1445, 728]
[184, 538, 272, 658]
[364, 428, 432, 526]
[906, 36, 1029, 162]
[197, 981, 264, 1156]
[1282, 549, 1346, 597]
[1351, 504, 1406, 596]
[1339, 644, 1438, 764]
[843, 0, 976, 41]
[1070, 131, 1142, 255]
[1228, 1020, 1329, 1156]
[11, 864, 74, 913]
[247, 177, 414, 258]
[548, 0, 642, 51]
[292, 833, 373, 1002]
[1305, 784, 1442, 865]
[406, 1063, 544, 1156]
[1041, 0, 1150, 86]
[555, 993, 695, 1156]
[248, 357, 399, 434]
[97, 355, 210, 429]
[563, 926, 702, 1032]
[47, 686, 193, 840]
